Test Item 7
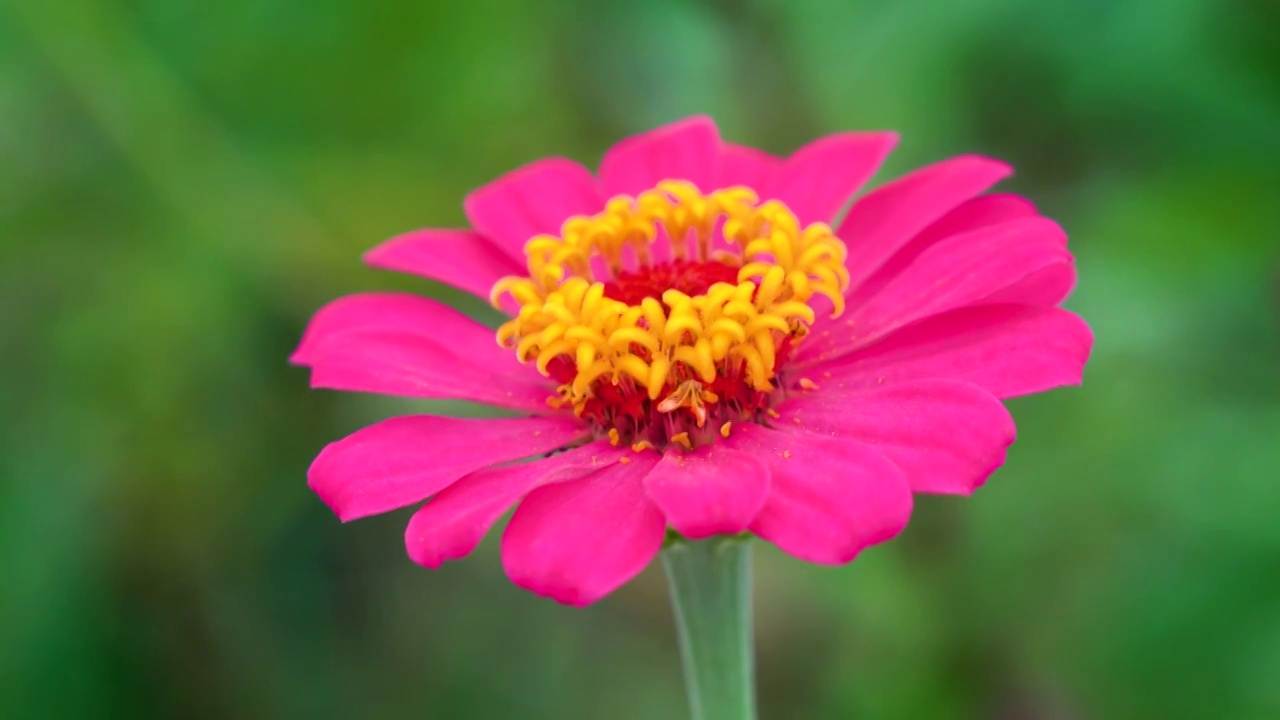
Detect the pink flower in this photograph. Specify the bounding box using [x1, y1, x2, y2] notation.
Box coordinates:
[293, 116, 1092, 606]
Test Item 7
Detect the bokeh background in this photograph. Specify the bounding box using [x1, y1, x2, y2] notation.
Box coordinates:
[4, 0, 1279, 718]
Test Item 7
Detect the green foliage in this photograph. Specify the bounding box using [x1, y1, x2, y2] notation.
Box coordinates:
[2, 0, 1278, 717]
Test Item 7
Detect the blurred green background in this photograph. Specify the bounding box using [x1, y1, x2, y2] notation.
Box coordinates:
[4, 0, 1279, 718]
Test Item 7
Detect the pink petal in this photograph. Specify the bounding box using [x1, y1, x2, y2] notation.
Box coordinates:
[847, 193, 1041, 308]
[780, 379, 1015, 495]
[406, 440, 624, 568]
[363, 229, 524, 311]
[804, 305, 1093, 398]
[839, 155, 1013, 289]
[463, 157, 605, 261]
[642, 445, 770, 539]
[771, 131, 899, 225]
[292, 292, 440, 366]
[984, 262, 1077, 306]
[910, 193, 1042, 247]
[599, 116, 722, 195]
[292, 294, 553, 412]
[804, 218, 1072, 362]
[725, 424, 912, 565]
[306, 330, 555, 412]
[309, 415, 586, 522]
[717, 142, 780, 191]
[502, 451, 665, 606]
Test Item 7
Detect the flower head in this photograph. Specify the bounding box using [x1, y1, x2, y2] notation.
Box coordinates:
[293, 117, 1092, 606]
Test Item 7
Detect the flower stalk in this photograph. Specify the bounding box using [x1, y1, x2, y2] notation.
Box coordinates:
[662, 536, 756, 720]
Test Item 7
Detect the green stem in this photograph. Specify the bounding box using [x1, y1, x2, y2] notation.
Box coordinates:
[662, 536, 756, 720]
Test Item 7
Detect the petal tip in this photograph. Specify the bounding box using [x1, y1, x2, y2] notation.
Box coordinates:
[957, 153, 1015, 180]
[306, 454, 351, 522]
[359, 236, 398, 268]
[359, 238, 408, 271]
[646, 114, 720, 138]
[1055, 313, 1096, 390]
[405, 529, 451, 569]
[462, 156, 597, 214]
[502, 564, 603, 608]
[830, 129, 901, 152]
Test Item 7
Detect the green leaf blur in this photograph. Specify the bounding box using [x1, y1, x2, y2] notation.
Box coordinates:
[2, 0, 1277, 718]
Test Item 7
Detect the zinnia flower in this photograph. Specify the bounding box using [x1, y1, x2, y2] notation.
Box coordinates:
[293, 116, 1092, 606]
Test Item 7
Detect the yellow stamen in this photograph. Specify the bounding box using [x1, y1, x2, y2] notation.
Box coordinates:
[797, 377, 819, 391]
[657, 379, 711, 427]
[608, 428, 621, 446]
[492, 181, 848, 415]
[671, 432, 693, 450]
[631, 440, 653, 452]
[719, 422, 733, 438]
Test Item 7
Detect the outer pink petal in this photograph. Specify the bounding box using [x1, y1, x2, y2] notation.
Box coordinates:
[293, 293, 516, 368]
[363, 229, 524, 311]
[781, 379, 1016, 495]
[803, 218, 1072, 362]
[804, 305, 1093, 398]
[463, 157, 605, 261]
[983, 262, 1077, 306]
[772, 132, 899, 225]
[847, 193, 1041, 308]
[851, 217, 1070, 330]
[839, 155, 1013, 289]
[906, 193, 1042, 248]
[643, 445, 770, 539]
[308, 415, 586, 521]
[291, 294, 553, 412]
[599, 116, 722, 195]
[306, 330, 555, 412]
[502, 451, 665, 606]
[725, 424, 912, 565]
[405, 440, 624, 568]
[717, 142, 780, 191]
[292, 292, 445, 366]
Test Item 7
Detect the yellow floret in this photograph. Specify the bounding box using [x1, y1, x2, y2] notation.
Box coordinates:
[492, 181, 849, 412]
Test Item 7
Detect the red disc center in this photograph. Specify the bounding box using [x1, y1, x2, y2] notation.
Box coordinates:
[601, 259, 741, 305]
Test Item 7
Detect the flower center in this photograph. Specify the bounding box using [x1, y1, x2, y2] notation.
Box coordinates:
[602, 258, 742, 305]
[491, 181, 848, 449]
